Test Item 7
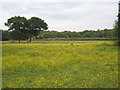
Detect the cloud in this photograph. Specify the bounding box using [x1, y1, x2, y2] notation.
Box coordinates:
[0, 1, 118, 31]
[0, 0, 118, 2]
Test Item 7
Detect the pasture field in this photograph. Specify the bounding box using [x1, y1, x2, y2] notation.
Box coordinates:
[2, 41, 118, 88]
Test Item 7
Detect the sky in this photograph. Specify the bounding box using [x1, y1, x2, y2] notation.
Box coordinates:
[0, 0, 119, 32]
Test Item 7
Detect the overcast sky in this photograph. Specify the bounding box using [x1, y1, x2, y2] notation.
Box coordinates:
[0, 0, 119, 31]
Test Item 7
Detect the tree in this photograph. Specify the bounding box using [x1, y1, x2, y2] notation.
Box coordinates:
[28, 17, 48, 42]
[118, 1, 120, 46]
[2, 30, 11, 41]
[115, 1, 120, 46]
[10, 30, 28, 41]
[5, 16, 29, 42]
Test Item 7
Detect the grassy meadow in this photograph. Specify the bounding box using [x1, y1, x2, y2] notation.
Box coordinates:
[2, 41, 118, 88]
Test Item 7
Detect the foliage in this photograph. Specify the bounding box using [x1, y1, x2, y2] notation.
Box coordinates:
[114, 1, 120, 46]
[4, 16, 48, 42]
[118, 2, 120, 46]
[11, 30, 28, 40]
[4, 16, 28, 42]
[2, 30, 11, 41]
[37, 29, 115, 39]
[28, 17, 48, 42]
[2, 41, 118, 88]
[2, 28, 116, 41]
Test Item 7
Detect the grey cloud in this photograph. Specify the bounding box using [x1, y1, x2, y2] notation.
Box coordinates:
[0, 1, 118, 31]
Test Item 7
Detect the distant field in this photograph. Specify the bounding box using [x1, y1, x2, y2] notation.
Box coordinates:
[2, 41, 118, 88]
[1, 37, 116, 43]
[34, 37, 115, 41]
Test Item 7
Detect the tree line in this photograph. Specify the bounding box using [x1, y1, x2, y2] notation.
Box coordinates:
[1, 28, 116, 41]
[37, 29, 115, 39]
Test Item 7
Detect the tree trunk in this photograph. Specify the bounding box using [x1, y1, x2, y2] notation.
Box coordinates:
[29, 38, 32, 42]
[19, 39, 20, 43]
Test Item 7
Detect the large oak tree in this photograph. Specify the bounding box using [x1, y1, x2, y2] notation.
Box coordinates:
[5, 16, 48, 42]
[5, 16, 29, 42]
[28, 17, 48, 42]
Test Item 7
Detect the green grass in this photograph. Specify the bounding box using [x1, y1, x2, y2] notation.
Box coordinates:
[34, 37, 115, 41]
[2, 41, 118, 88]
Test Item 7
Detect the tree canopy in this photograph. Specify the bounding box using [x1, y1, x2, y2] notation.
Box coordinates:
[118, 1, 120, 46]
[28, 17, 48, 42]
[5, 16, 48, 42]
[5, 16, 29, 42]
